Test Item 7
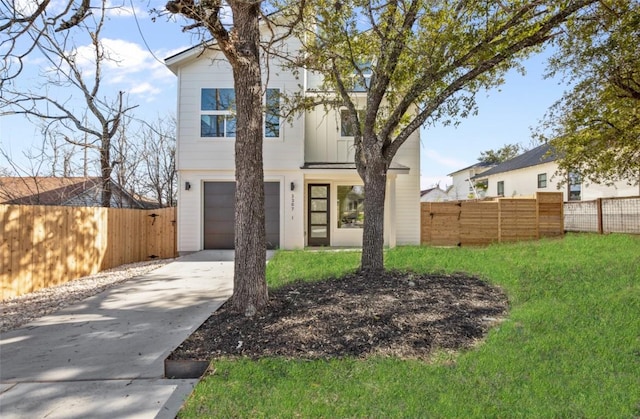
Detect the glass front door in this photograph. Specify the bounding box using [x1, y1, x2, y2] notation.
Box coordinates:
[308, 184, 330, 246]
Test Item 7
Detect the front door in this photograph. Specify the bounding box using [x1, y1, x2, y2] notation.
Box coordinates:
[308, 184, 330, 246]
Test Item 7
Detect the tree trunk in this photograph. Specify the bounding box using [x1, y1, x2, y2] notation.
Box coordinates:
[100, 133, 112, 207]
[230, 2, 268, 316]
[360, 157, 387, 273]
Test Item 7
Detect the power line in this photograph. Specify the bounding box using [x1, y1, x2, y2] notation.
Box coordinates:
[128, 0, 165, 65]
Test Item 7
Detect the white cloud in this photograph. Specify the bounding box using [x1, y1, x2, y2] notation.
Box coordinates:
[14, 0, 42, 15]
[130, 82, 161, 97]
[73, 38, 174, 101]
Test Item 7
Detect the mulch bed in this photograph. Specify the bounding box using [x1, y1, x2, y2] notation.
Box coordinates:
[169, 270, 509, 361]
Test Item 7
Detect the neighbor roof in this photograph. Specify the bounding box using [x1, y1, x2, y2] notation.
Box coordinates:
[0, 177, 150, 208]
[447, 161, 494, 177]
[471, 144, 557, 179]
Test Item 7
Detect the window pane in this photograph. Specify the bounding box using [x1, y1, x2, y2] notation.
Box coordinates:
[201, 115, 225, 137]
[226, 115, 236, 137]
[310, 199, 327, 211]
[341, 109, 356, 137]
[217, 89, 235, 110]
[311, 186, 327, 198]
[311, 213, 327, 224]
[201, 88, 236, 111]
[201, 89, 217, 111]
[337, 185, 364, 229]
[310, 226, 327, 238]
[265, 88, 280, 137]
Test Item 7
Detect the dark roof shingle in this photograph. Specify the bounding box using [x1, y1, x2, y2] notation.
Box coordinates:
[471, 144, 557, 179]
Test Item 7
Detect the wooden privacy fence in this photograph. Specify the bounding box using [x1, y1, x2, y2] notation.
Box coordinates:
[1, 205, 176, 300]
[421, 192, 564, 246]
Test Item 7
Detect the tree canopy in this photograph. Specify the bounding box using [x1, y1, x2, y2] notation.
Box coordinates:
[288, 0, 596, 271]
[540, 0, 639, 185]
[478, 143, 523, 165]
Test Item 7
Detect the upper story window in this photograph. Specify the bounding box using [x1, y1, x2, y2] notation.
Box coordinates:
[200, 88, 280, 139]
[537, 173, 547, 188]
[201, 88, 236, 138]
[265, 88, 280, 138]
[340, 109, 364, 137]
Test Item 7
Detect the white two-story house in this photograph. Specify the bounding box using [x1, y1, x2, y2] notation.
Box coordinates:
[165, 35, 420, 252]
[470, 143, 639, 200]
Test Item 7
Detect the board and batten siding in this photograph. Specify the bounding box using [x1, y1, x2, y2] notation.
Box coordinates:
[392, 131, 420, 245]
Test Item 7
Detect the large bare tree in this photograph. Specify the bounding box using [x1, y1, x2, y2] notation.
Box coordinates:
[1, 0, 93, 87]
[165, 0, 271, 315]
[1, 1, 137, 207]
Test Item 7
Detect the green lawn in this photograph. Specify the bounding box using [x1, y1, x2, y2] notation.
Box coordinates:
[179, 234, 640, 418]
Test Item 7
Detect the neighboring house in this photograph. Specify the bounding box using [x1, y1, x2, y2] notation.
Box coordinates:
[164, 35, 420, 251]
[420, 187, 449, 202]
[470, 144, 639, 200]
[447, 161, 494, 200]
[0, 177, 155, 208]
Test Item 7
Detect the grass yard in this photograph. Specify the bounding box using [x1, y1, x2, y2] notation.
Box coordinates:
[179, 233, 640, 418]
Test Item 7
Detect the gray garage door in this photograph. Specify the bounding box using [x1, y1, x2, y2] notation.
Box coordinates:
[203, 182, 280, 249]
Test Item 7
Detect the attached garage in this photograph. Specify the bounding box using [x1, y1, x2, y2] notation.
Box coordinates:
[203, 182, 280, 249]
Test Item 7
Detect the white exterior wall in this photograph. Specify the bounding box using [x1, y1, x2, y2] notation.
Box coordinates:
[393, 131, 420, 245]
[581, 180, 639, 200]
[483, 162, 639, 200]
[448, 166, 491, 200]
[170, 36, 421, 250]
[174, 52, 304, 173]
[304, 98, 367, 163]
[177, 170, 305, 252]
[172, 45, 306, 252]
[485, 162, 563, 198]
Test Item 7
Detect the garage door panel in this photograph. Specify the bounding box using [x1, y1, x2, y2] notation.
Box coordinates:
[204, 181, 280, 250]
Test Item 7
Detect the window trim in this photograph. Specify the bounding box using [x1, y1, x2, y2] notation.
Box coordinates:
[340, 109, 365, 138]
[336, 184, 365, 229]
[537, 173, 547, 189]
[497, 181, 505, 197]
[199, 87, 281, 140]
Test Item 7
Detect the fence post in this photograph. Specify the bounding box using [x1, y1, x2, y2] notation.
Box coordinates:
[596, 198, 603, 234]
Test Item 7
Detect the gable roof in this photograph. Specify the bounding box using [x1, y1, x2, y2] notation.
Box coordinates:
[420, 187, 446, 197]
[471, 144, 558, 179]
[0, 177, 153, 208]
[447, 161, 494, 177]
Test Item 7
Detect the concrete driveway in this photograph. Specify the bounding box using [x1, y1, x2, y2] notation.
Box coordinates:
[0, 250, 245, 419]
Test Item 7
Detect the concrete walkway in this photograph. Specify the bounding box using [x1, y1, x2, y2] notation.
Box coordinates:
[0, 250, 243, 419]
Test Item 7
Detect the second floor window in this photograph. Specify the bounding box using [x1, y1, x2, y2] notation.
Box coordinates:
[340, 109, 364, 137]
[200, 88, 280, 138]
[201, 88, 236, 138]
[538, 173, 547, 188]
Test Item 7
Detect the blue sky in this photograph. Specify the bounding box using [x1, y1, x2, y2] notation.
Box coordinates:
[1, 1, 568, 189]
